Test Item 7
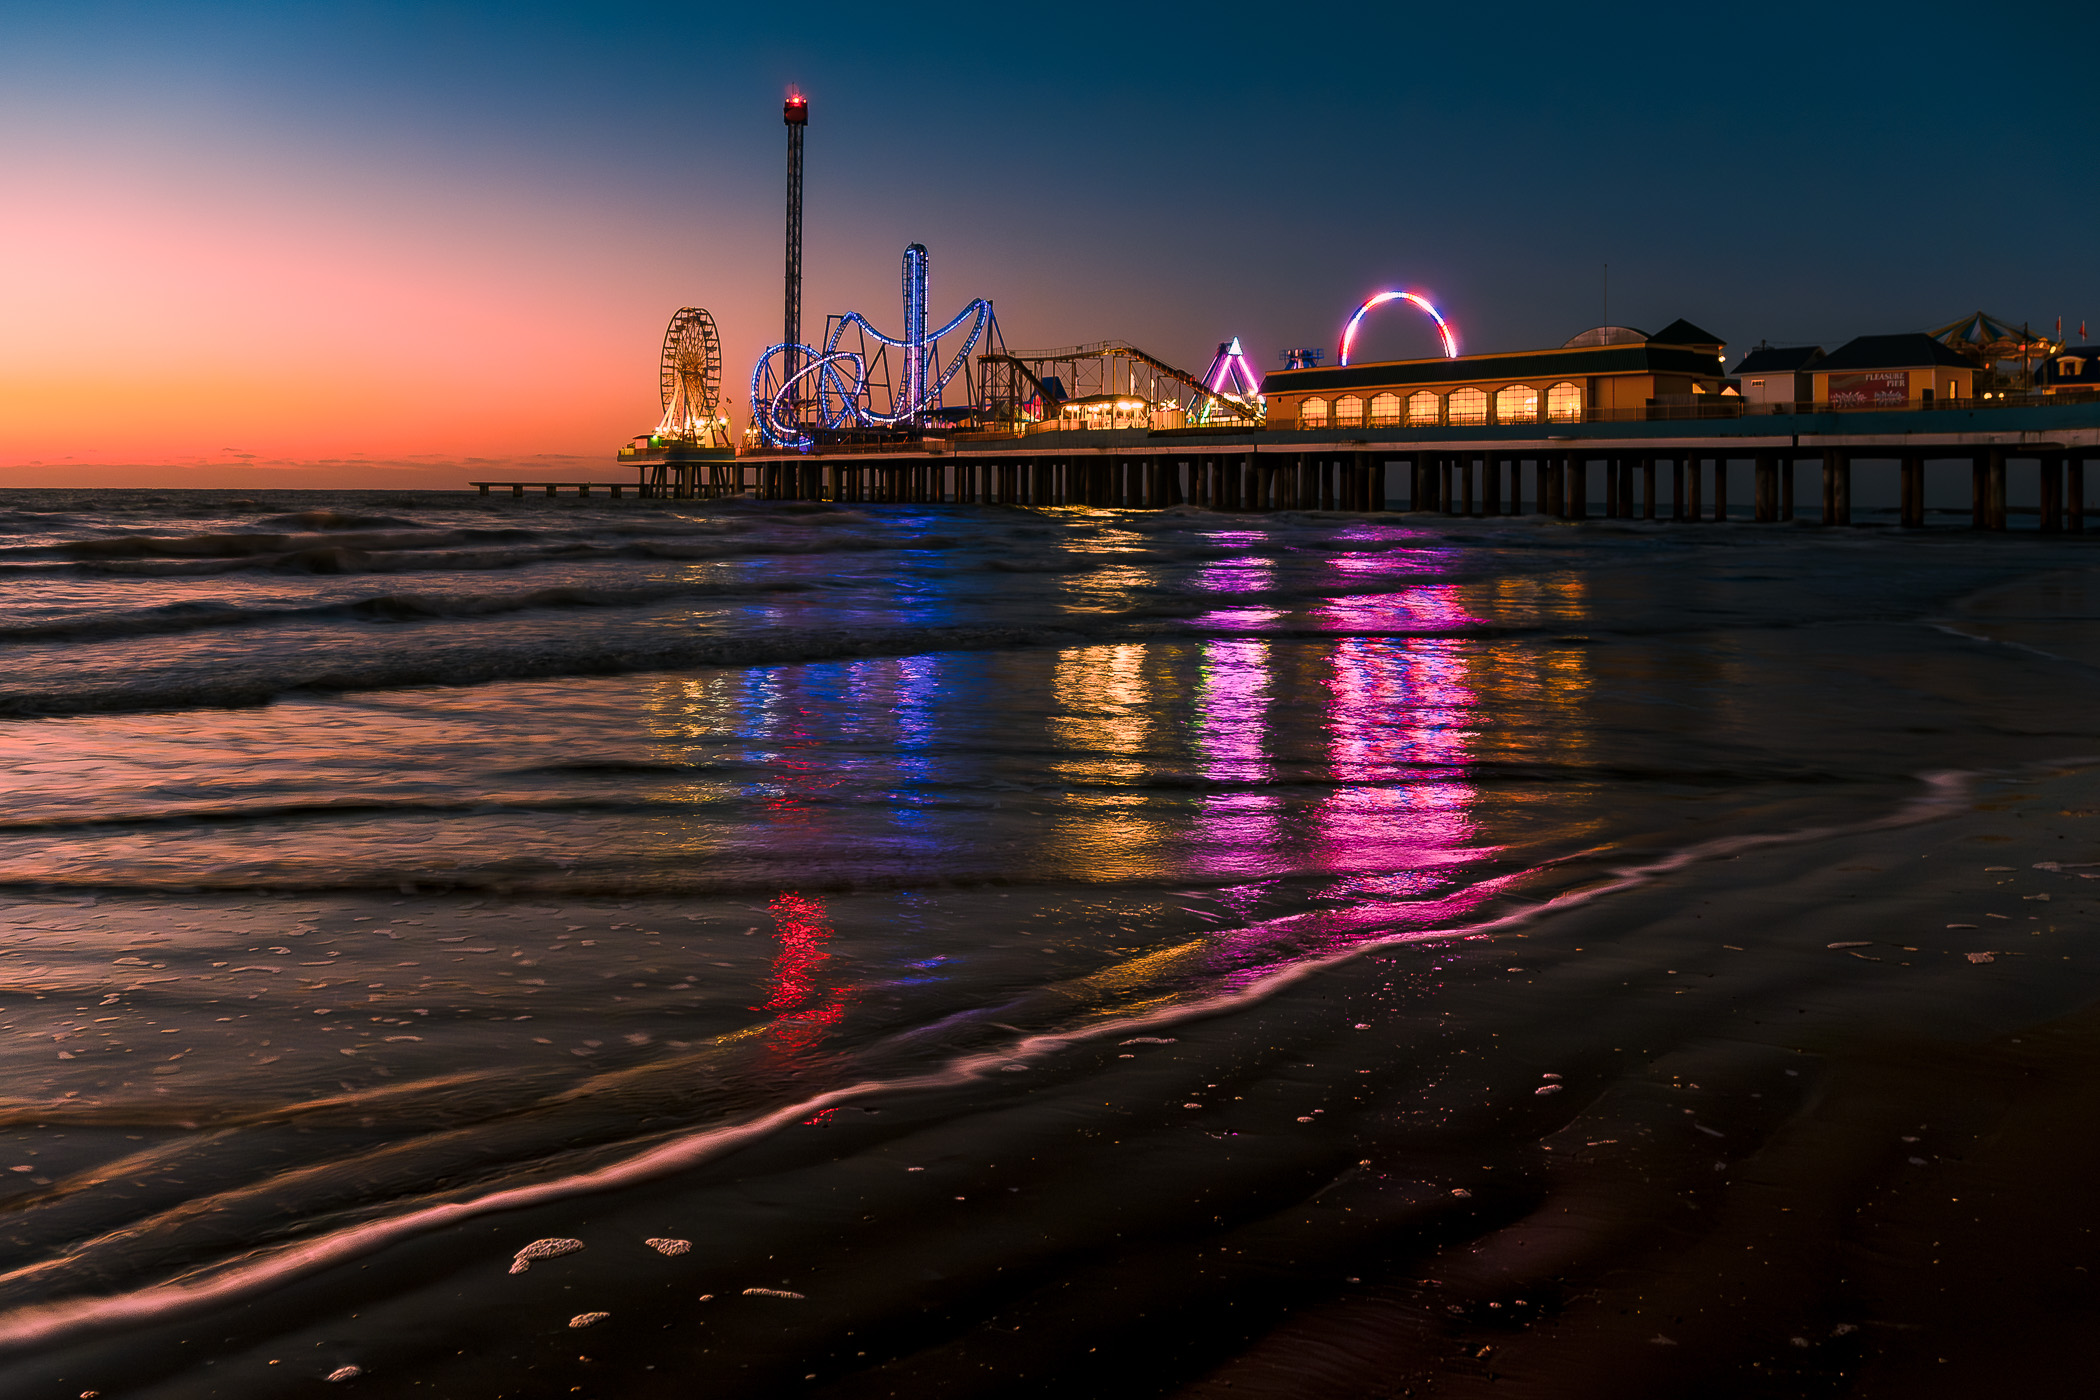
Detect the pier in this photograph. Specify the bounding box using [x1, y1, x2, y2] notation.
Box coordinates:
[471, 480, 642, 498]
[698, 400, 2100, 530]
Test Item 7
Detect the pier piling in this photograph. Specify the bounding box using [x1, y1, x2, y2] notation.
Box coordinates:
[661, 425, 2100, 537]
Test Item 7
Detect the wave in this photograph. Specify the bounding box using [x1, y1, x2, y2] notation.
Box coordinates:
[0, 600, 1572, 717]
[47, 526, 546, 560]
[0, 511, 82, 534]
[0, 528, 961, 579]
[248, 510, 426, 531]
[0, 578, 819, 645]
[0, 619, 1114, 718]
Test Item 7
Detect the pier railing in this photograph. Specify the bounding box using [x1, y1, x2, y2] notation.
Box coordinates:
[1314, 388, 2100, 431]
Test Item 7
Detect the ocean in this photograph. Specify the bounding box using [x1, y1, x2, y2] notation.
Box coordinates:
[1, 487, 2096, 1398]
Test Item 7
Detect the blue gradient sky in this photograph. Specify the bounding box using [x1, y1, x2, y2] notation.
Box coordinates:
[3, 1, 2093, 483]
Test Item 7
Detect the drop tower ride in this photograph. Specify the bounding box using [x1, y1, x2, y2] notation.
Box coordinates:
[782, 91, 808, 432]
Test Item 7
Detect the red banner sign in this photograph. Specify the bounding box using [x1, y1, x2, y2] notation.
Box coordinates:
[1828, 370, 1909, 408]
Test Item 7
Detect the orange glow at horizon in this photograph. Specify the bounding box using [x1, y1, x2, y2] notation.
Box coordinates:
[0, 127, 773, 485]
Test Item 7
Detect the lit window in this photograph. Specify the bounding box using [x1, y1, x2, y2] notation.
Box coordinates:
[1495, 384, 1538, 423]
[1369, 392, 1402, 426]
[1301, 396, 1329, 428]
[1405, 390, 1441, 426]
[1546, 381, 1583, 421]
[1336, 395, 1364, 427]
[1447, 387, 1487, 425]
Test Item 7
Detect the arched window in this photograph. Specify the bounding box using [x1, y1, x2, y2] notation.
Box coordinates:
[1495, 384, 1539, 424]
[1300, 396, 1329, 428]
[1369, 392, 1402, 426]
[1335, 394, 1364, 427]
[1546, 381, 1583, 421]
[1447, 387, 1488, 425]
[1405, 390, 1441, 426]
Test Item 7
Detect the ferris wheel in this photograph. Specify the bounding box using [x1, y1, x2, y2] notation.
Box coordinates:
[654, 307, 729, 447]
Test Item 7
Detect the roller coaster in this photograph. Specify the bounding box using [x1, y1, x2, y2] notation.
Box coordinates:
[978, 340, 1263, 430]
[753, 243, 1001, 449]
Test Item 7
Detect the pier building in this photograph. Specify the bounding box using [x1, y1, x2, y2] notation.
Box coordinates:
[1733, 344, 1824, 407]
[2034, 345, 2100, 395]
[1808, 333, 1976, 408]
[1262, 320, 1733, 430]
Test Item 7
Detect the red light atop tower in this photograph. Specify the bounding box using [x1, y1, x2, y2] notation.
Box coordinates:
[784, 92, 808, 125]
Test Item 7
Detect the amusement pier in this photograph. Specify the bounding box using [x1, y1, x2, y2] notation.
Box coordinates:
[482, 93, 2100, 532]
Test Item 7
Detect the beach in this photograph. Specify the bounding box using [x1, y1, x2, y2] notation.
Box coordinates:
[0, 489, 2095, 1397]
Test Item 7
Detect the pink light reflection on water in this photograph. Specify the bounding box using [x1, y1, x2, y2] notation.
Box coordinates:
[1318, 633, 1493, 884]
[1318, 582, 1493, 890]
[1189, 638, 1284, 879]
[1315, 575, 1486, 635]
[1202, 583, 1504, 989]
[1190, 531, 1281, 630]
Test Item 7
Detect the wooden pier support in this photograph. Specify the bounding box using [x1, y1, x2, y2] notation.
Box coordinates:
[1818, 449, 1851, 526]
[2073, 457, 2087, 534]
[2040, 453, 2065, 534]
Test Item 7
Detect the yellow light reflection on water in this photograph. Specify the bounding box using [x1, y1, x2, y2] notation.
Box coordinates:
[1048, 642, 1170, 878]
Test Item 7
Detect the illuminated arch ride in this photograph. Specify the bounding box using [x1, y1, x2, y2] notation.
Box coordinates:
[1338, 290, 1459, 366]
[752, 243, 993, 449]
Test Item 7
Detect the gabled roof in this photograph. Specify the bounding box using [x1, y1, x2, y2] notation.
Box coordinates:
[1732, 345, 1824, 375]
[1816, 333, 1975, 371]
[1649, 317, 1724, 348]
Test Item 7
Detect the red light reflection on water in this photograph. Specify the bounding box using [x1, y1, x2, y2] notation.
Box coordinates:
[757, 891, 846, 1059]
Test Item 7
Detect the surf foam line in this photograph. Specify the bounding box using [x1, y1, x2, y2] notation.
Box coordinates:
[0, 766, 1987, 1354]
[1924, 621, 2097, 671]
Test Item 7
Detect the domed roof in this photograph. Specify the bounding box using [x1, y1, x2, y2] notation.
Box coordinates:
[1562, 325, 1648, 348]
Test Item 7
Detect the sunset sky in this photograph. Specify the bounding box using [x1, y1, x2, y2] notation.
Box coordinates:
[4, 2, 2095, 488]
